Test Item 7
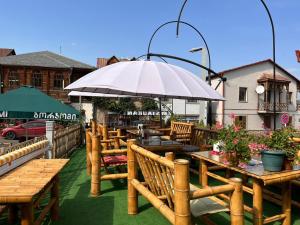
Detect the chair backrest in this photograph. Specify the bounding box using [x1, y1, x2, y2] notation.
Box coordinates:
[190, 128, 219, 147]
[131, 143, 177, 209]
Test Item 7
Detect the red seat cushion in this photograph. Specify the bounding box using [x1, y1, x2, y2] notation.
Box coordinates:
[102, 155, 127, 166]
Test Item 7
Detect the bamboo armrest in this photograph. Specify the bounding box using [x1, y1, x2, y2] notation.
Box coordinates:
[157, 128, 171, 132]
[111, 135, 126, 139]
[101, 149, 127, 155]
[100, 140, 114, 143]
[108, 131, 118, 134]
[190, 184, 234, 200]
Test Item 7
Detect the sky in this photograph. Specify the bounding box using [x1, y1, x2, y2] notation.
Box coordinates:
[0, 0, 299, 77]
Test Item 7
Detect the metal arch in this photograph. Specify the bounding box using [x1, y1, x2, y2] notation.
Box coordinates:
[176, 0, 276, 129]
[146, 20, 211, 80]
[135, 54, 168, 63]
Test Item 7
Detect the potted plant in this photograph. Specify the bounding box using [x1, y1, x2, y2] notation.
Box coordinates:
[262, 128, 296, 171]
[214, 115, 251, 167]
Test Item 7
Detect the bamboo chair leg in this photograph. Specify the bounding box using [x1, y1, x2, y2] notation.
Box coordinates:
[174, 159, 191, 225]
[200, 159, 208, 187]
[128, 140, 138, 215]
[282, 182, 291, 225]
[91, 134, 100, 197]
[86, 130, 92, 176]
[20, 202, 34, 225]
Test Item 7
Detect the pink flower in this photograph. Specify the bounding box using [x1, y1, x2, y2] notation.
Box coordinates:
[229, 113, 236, 119]
[234, 125, 240, 132]
[215, 121, 223, 130]
[233, 139, 238, 145]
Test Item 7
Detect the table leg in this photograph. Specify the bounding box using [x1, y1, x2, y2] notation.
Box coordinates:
[51, 175, 60, 220]
[20, 202, 34, 225]
[282, 182, 291, 225]
[253, 179, 263, 225]
[8, 204, 18, 224]
[200, 159, 208, 187]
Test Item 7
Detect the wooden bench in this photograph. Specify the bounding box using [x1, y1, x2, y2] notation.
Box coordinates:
[0, 138, 69, 225]
[127, 140, 245, 225]
[159, 121, 194, 144]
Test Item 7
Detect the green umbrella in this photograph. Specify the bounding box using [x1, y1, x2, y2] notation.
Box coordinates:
[0, 86, 79, 120]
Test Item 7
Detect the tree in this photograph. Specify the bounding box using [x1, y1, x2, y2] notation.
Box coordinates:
[141, 98, 158, 111]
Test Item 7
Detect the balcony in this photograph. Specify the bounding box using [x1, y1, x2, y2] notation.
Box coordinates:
[258, 102, 288, 113]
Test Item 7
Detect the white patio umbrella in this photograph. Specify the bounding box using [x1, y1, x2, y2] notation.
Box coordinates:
[68, 91, 133, 98]
[65, 60, 224, 101]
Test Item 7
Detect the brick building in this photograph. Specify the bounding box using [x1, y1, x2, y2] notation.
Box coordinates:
[0, 48, 16, 57]
[96, 56, 129, 68]
[0, 51, 95, 102]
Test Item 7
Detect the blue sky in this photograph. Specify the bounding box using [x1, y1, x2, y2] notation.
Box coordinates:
[0, 0, 299, 77]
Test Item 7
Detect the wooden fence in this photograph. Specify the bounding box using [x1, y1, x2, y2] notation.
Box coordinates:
[0, 136, 47, 156]
[53, 124, 82, 158]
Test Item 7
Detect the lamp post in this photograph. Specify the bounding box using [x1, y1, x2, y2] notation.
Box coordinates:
[189, 47, 208, 125]
[177, 0, 277, 129]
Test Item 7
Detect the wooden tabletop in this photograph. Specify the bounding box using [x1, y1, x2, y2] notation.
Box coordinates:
[189, 151, 300, 185]
[0, 159, 69, 203]
[136, 138, 183, 152]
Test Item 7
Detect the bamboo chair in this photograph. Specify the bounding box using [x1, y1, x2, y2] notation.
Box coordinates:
[86, 124, 128, 196]
[159, 121, 194, 144]
[127, 140, 244, 225]
[97, 123, 127, 149]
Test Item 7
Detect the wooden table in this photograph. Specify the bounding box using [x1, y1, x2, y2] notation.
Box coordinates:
[0, 159, 69, 225]
[126, 129, 163, 139]
[188, 151, 300, 225]
[136, 137, 183, 152]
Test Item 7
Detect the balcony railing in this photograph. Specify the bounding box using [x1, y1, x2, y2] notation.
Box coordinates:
[258, 102, 288, 112]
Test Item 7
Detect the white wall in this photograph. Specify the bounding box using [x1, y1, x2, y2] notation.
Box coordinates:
[71, 102, 93, 123]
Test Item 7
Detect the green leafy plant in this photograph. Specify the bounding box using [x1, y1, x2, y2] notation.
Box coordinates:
[265, 127, 298, 159]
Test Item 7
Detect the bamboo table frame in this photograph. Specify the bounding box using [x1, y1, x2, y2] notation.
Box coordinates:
[188, 151, 300, 225]
[0, 159, 69, 225]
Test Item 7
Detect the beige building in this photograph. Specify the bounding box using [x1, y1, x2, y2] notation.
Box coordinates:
[212, 59, 300, 130]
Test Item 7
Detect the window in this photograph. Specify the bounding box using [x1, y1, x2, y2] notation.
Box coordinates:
[239, 87, 247, 102]
[32, 70, 42, 87]
[288, 92, 292, 104]
[235, 116, 247, 129]
[187, 99, 198, 103]
[53, 73, 64, 89]
[8, 70, 20, 87]
[161, 97, 171, 103]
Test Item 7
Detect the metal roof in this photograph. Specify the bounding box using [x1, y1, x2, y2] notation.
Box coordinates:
[0, 51, 95, 70]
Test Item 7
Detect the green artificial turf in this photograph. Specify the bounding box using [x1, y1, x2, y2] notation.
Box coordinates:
[1, 147, 300, 225]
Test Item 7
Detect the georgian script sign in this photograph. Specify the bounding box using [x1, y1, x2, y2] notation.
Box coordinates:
[0, 111, 78, 121]
[126, 111, 171, 116]
[0, 111, 8, 118]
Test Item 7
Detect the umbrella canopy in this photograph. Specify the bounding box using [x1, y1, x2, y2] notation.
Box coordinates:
[0, 86, 79, 120]
[65, 60, 224, 101]
[68, 91, 134, 98]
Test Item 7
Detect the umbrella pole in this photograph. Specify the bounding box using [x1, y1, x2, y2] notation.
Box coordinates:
[159, 98, 162, 128]
[26, 119, 28, 141]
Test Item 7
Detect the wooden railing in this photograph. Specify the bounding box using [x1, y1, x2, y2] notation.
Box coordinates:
[258, 102, 288, 112]
[0, 136, 47, 156]
[53, 124, 82, 158]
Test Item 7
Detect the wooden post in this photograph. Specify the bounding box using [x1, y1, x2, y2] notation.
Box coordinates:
[174, 159, 191, 225]
[86, 129, 92, 176]
[114, 137, 120, 149]
[282, 181, 291, 225]
[117, 128, 122, 136]
[200, 159, 208, 187]
[8, 205, 18, 224]
[128, 139, 138, 215]
[20, 202, 34, 225]
[165, 152, 175, 161]
[229, 178, 244, 225]
[103, 125, 109, 150]
[51, 175, 59, 220]
[91, 120, 97, 135]
[253, 179, 263, 225]
[91, 134, 100, 197]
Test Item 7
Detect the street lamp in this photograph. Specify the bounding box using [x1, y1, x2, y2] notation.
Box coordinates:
[189, 47, 208, 125]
